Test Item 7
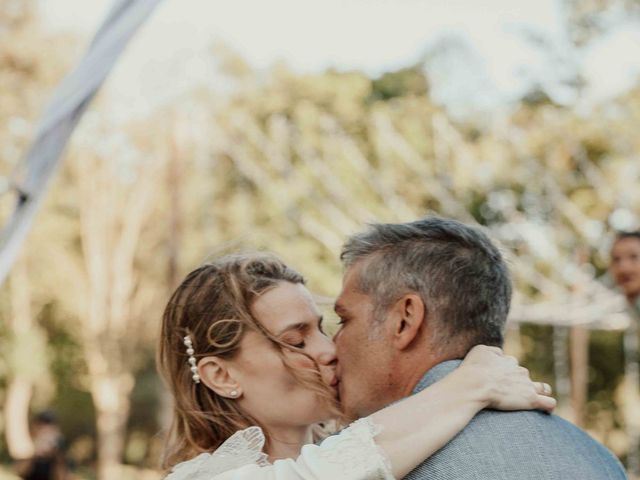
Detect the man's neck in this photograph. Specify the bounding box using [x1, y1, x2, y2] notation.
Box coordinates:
[390, 349, 458, 401]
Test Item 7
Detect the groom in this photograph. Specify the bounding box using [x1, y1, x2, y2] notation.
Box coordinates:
[333, 216, 626, 479]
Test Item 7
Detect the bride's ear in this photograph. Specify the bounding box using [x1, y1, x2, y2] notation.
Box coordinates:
[198, 356, 242, 399]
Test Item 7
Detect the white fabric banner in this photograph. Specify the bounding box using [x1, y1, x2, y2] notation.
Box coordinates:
[0, 0, 162, 285]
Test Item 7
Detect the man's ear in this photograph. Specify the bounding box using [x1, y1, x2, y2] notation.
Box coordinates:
[389, 293, 426, 351]
[198, 356, 242, 399]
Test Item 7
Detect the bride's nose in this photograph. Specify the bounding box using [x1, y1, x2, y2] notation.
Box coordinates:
[315, 335, 337, 366]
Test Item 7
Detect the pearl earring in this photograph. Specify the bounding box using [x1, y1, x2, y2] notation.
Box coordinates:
[230, 390, 238, 397]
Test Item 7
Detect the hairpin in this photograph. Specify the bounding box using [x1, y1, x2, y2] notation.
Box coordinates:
[183, 335, 200, 383]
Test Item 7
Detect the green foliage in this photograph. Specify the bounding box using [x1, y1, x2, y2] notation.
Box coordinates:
[369, 65, 429, 102]
[3, 329, 49, 380]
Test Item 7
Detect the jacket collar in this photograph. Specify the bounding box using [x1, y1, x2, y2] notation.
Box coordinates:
[412, 359, 462, 393]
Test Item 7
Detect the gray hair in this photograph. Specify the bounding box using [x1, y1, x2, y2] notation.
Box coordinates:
[340, 217, 511, 351]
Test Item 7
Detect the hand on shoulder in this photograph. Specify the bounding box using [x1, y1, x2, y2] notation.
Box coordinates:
[458, 345, 556, 412]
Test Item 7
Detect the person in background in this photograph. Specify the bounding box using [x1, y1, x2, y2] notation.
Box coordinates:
[610, 231, 640, 309]
[610, 230, 640, 475]
[14, 412, 68, 480]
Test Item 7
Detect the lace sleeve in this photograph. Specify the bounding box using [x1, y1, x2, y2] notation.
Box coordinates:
[164, 427, 269, 480]
[165, 418, 394, 480]
[308, 417, 394, 479]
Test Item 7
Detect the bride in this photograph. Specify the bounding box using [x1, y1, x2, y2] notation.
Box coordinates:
[158, 253, 554, 479]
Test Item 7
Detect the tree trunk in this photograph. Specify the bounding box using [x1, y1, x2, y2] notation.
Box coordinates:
[90, 373, 134, 480]
[4, 256, 35, 460]
[166, 118, 183, 293]
[4, 378, 34, 459]
[159, 123, 182, 433]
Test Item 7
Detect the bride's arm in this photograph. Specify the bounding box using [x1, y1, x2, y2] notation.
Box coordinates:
[371, 345, 554, 478]
[201, 345, 553, 480]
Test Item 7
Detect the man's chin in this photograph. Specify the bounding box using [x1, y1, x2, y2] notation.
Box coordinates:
[337, 397, 365, 422]
[335, 390, 353, 420]
[340, 408, 360, 423]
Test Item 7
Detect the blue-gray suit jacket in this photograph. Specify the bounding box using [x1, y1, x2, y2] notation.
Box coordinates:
[404, 361, 627, 480]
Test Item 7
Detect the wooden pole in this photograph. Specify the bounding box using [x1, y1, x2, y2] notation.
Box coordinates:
[570, 325, 589, 427]
[623, 319, 640, 477]
[553, 326, 573, 419]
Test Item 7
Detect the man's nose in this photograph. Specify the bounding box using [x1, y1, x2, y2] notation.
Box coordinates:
[332, 327, 342, 343]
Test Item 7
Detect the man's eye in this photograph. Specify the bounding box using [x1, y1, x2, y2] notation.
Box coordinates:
[291, 341, 306, 348]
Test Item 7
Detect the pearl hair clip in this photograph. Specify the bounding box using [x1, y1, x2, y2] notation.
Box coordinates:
[183, 335, 200, 384]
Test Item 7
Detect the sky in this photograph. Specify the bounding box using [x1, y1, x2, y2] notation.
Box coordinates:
[37, 0, 640, 117]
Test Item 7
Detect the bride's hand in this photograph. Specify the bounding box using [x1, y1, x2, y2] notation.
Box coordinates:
[458, 345, 556, 412]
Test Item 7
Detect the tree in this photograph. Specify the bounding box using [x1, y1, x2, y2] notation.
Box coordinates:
[55, 114, 169, 479]
[0, 0, 72, 465]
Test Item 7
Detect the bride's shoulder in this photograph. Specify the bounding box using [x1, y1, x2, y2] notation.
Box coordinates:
[165, 427, 270, 480]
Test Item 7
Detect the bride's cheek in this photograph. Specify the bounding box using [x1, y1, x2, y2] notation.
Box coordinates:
[296, 355, 316, 369]
[283, 349, 315, 369]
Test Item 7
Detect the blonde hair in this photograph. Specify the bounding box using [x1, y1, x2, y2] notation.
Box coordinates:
[157, 253, 339, 469]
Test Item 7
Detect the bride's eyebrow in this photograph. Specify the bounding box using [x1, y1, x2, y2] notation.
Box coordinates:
[275, 323, 307, 337]
[275, 315, 323, 337]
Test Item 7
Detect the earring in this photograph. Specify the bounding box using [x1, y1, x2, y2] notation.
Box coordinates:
[230, 390, 238, 398]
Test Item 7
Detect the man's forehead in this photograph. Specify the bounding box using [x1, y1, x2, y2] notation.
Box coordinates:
[336, 266, 361, 302]
[342, 260, 366, 287]
[335, 270, 372, 313]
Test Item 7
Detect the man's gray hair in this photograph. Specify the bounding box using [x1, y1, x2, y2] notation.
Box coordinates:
[341, 216, 511, 350]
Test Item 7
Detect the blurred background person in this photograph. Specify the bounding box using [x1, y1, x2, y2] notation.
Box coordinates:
[610, 231, 640, 476]
[611, 231, 640, 309]
[14, 412, 69, 480]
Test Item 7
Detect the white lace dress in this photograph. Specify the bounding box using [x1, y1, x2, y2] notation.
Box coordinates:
[165, 418, 395, 480]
